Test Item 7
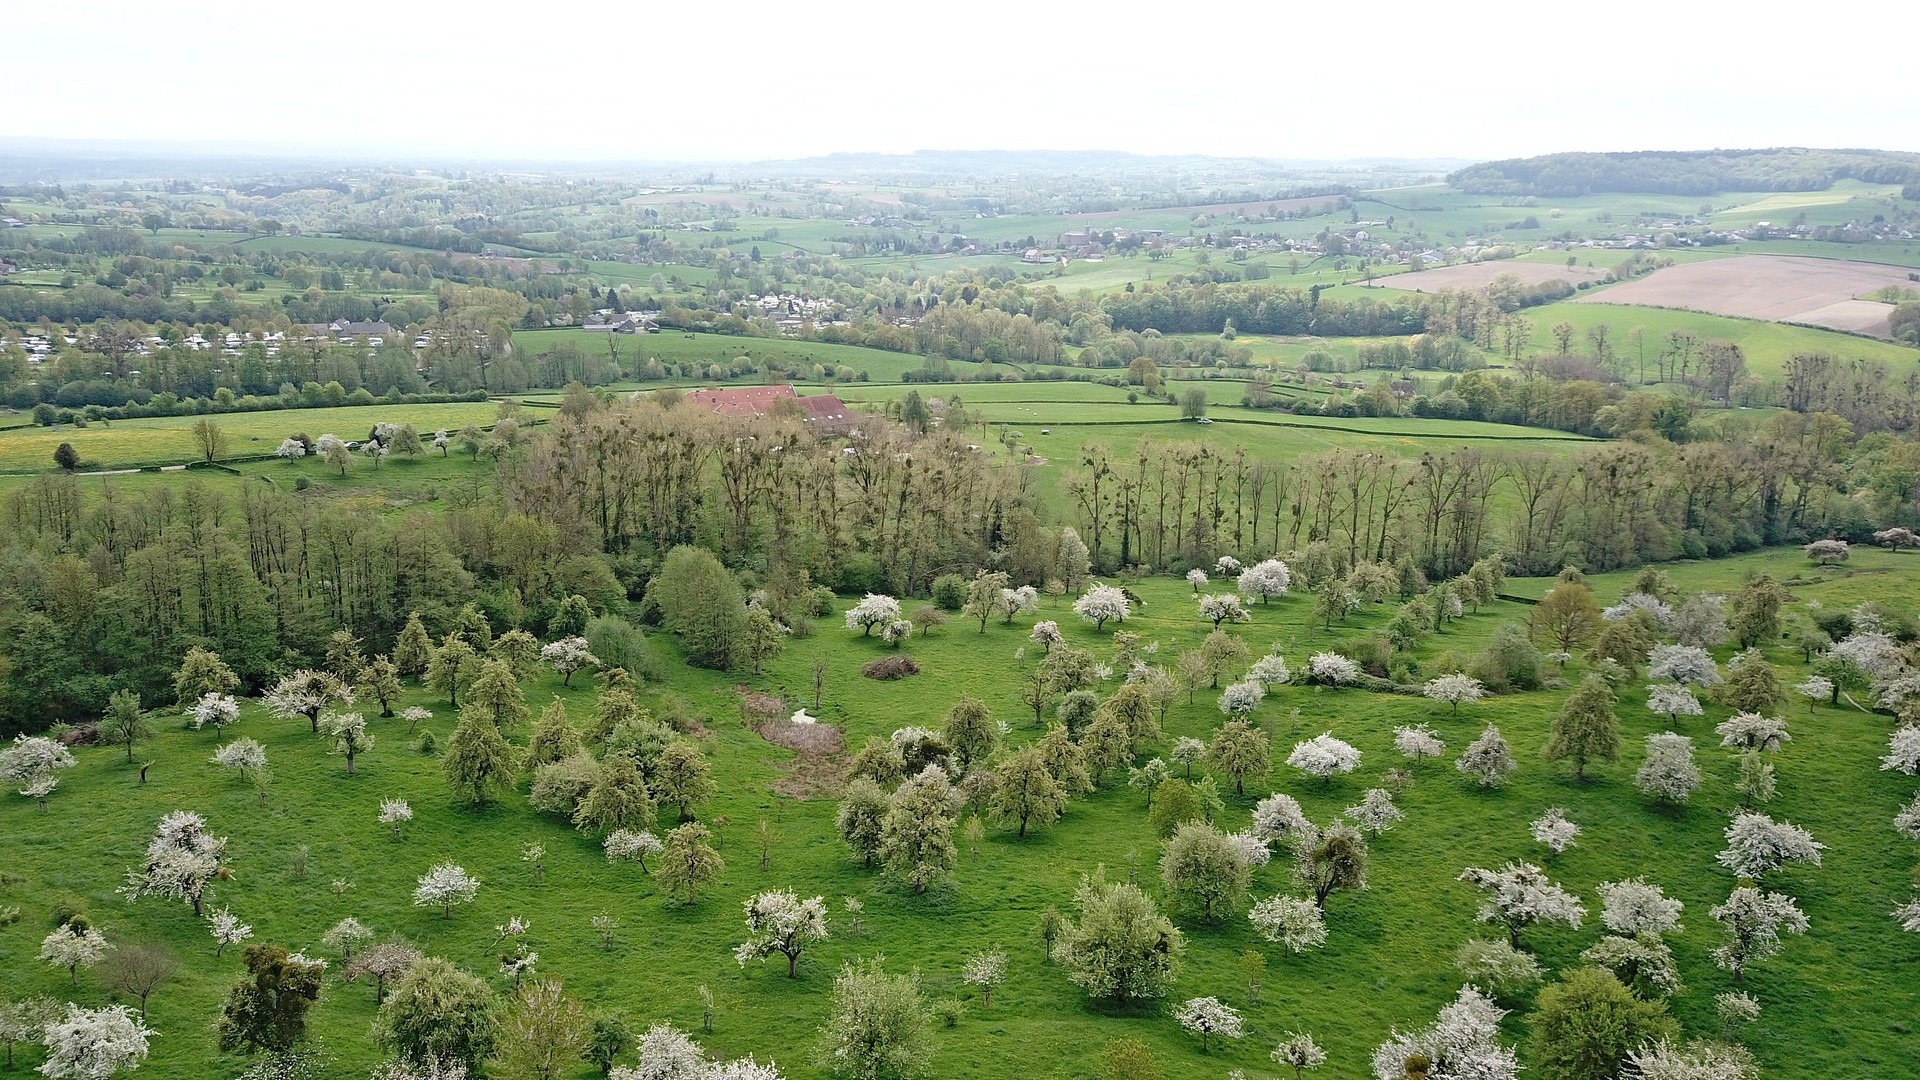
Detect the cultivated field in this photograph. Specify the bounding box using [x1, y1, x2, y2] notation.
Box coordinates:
[1574, 256, 1917, 337]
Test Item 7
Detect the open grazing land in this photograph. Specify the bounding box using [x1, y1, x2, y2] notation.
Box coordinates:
[4, 140, 1920, 1080]
[1378, 261, 1614, 292]
[1572, 257, 1920, 338]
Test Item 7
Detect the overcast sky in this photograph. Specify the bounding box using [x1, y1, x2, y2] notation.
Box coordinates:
[8, 0, 1916, 165]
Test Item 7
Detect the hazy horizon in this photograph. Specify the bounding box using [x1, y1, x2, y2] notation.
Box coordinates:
[10, 0, 1917, 166]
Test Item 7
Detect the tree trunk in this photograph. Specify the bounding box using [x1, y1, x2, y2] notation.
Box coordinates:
[787, 952, 798, 979]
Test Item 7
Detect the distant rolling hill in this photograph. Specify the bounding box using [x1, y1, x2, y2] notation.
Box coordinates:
[1449, 147, 1920, 198]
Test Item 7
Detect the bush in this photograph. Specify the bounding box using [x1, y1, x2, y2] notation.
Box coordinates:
[1333, 635, 1392, 677]
[585, 615, 660, 682]
[930, 574, 969, 611]
[931, 997, 966, 1027]
[1470, 622, 1544, 692]
[862, 656, 920, 681]
[838, 552, 883, 595]
[804, 585, 838, 619]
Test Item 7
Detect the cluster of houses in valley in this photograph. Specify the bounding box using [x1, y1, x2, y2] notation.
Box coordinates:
[7, 319, 444, 366]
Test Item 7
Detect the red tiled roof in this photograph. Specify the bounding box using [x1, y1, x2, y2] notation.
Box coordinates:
[684, 384, 798, 416]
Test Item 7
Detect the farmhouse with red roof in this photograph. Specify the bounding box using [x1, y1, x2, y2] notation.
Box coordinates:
[682, 385, 855, 432]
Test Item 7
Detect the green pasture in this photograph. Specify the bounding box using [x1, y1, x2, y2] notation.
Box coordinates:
[0, 402, 506, 472]
[3, 561, 1915, 1078]
[519, 330, 989, 384]
[1517, 301, 1920, 381]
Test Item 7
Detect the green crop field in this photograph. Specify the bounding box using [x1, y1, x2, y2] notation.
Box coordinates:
[4, 556, 1916, 1079]
[0, 402, 507, 472]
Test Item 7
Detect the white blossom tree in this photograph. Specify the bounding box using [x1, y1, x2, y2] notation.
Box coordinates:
[1393, 724, 1445, 767]
[1598, 878, 1684, 937]
[1831, 631, 1905, 679]
[1369, 986, 1518, 1080]
[413, 862, 480, 918]
[1794, 675, 1834, 711]
[1345, 788, 1403, 837]
[1710, 886, 1808, 981]
[379, 798, 413, 840]
[1455, 726, 1516, 789]
[880, 619, 912, 646]
[1218, 680, 1265, 717]
[1029, 621, 1063, 654]
[1648, 644, 1722, 688]
[1238, 559, 1292, 604]
[319, 711, 374, 775]
[1287, 733, 1360, 783]
[1636, 732, 1702, 804]
[1530, 808, 1581, 854]
[1881, 726, 1920, 775]
[122, 809, 228, 916]
[844, 594, 903, 636]
[1186, 568, 1209, 593]
[539, 637, 600, 686]
[711, 1058, 785, 1080]
[605, 829, 664, 872]
[996, 586, 1040, 624]
[37, 1004, 151, 1080]
[275, 437, 307, 460]
[210, 738, 268, 784]
[1646, 683, 1703, 724]
[264, 670, 351, 732]
[1895, 792, 1920, 840]
[207, 907, 252, 956]
[39, 920, 110, 985]
[1718, 813, 1823, 879]
[1305, 652, 1361, 687]
[0, 735, 75, 810]
[1272, 1032, 1327, 1079]
[1714, 713, 1790, 753]
[1215, 555, 1242, 577]
[1198, 593, 1251, 628]
[1421, 674, 1486, 715]
[1248, 652, 1291, 687]
[734, 890, 829, 979]
[1248, 895, 1327, 953]
[1169, 736, 1207, 779]
[1252, 793, 1313, 844]
[614, 1023, 707, 1080]
[1604, 592, 1673, 628]
[186, 692, 240, 733]
[1073, 584, 1130, 631]
[1225, 830, 1272, 870]
[1892, 897, 1920, 934]
[1459, 862, 1585, 947]
[1173, 996, 1245, 1054]
[322, 916, 374, 961]
[1626, 1040, 1759, 1080]
[961, 948, 1007, 1006]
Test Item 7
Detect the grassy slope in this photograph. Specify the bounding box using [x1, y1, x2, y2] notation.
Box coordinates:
[0, 403, 507, 472]
[4, 561, 1914, 1078]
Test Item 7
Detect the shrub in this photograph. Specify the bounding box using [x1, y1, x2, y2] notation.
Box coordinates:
[930, 574, 969, 611]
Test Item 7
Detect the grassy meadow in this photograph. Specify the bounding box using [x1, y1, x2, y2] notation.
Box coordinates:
[3, 557, 1917, 1078]
[0, 403, 509, 472]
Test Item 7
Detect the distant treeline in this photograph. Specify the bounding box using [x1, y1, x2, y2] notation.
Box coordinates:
[1451, 148, 1920, 198]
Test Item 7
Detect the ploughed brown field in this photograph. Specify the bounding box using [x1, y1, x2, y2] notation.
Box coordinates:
[1374, 260, 1610, 292]
[1572, 255, 1914, 337]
